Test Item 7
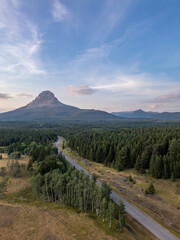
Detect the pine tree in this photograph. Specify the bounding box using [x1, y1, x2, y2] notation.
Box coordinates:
[150, 156, 155, 177]
[106, 146, 114, 165]
[155, 155, 163, 178]
[146, 182, 156, 194]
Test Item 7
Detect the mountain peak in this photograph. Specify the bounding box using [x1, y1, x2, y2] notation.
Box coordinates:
[134, 109, 145, 113]
[26, 90, 63, 109]
[39, 90, 55, 98]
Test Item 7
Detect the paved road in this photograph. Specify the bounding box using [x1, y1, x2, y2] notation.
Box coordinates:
[56, 138, 179, 240]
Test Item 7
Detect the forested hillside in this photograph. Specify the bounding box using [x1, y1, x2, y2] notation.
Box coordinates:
[68, 127, 180, 179]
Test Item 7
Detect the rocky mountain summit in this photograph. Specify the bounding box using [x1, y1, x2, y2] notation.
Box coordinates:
[26, 91, 63, 109]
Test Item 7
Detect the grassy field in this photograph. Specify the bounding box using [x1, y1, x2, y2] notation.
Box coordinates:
[61, 140, 180, 239]
[0, 153, 29, 168]
[0, 153, 134, 240]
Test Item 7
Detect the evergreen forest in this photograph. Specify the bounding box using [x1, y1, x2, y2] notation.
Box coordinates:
[67, 127, 180, 179]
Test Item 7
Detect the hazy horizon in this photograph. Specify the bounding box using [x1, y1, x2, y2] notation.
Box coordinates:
[0, 0, 180, 113]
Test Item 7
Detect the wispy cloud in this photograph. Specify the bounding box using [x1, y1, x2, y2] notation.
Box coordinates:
[0, 93, 12, 99]
[52, 0, 70, 22]
[68, 71, 180, 100]
[0, 0, 44, 75]
[16, 93, 33, 98]
[159, 93, 180, 101]
[93, 76, 138, 92]
[147, 93, 180, 105]
[92, 0, 133, 43]
[149, 104, 161, 110]
[76, 46, 109, 63]
[68, 85, 97, 95]
[75, 18, 155, 65]
[85, 72, 156, 94]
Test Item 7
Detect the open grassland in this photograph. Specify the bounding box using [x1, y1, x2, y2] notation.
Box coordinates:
[0, 153, 29, 167]
[0, 200, 134, 240]
[61, 140, 180, 239]
[0, 153, 133, 240]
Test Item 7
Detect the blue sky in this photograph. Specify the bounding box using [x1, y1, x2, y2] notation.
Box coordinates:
[0, 0, 180, 113]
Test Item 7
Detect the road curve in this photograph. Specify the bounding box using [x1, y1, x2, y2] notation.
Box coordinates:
[56, 138, 179, 240]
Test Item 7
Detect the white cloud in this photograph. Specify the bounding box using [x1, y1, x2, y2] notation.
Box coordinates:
[52, 0, 70, 22]
[93, 75, 138, 92]
[0, 0, 45, 75]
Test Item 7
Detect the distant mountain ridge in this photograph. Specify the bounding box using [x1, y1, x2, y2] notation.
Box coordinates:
[0, 91, 117, 121]
[0, 91, 179, 121]
[112, 109, 180, 120]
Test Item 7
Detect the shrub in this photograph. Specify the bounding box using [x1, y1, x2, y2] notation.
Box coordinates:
[128, 175, 133, 182]
[7, 159, 21, 177]
[0, 176, 9, 197]
[145, 182, 156, 194]
[0, 167, 6, 176]
[9, 152, 21, 160]
[128, 175, 136, 184]
[20, 163, 27, 171]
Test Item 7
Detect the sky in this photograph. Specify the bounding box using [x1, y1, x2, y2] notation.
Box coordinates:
[0, 0, 180, 113]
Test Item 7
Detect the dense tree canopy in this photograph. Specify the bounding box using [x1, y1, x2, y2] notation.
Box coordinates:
[68, 127, 180, 179]
[0, 129, 57, 147]
[1, 125, 180, 179]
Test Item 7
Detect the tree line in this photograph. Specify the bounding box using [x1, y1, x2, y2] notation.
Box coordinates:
[0, 129, 57, 147]
[67, 127, 180, 179]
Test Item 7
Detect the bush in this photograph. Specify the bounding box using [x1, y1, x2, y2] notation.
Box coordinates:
[21, 163, 27, 171]
[7, 159, 21, 177]
[0, 154, 2, 160]
[0, 176, 9, 198]
[0, 167, 6, 176]
[9, 152, 21, 160]
[128, 175, 136, 184]
[145, 182, 156, 194]
[128, 175, 133, 182]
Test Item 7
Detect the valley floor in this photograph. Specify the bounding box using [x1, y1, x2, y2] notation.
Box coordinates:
[0, 154, 133, 240]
